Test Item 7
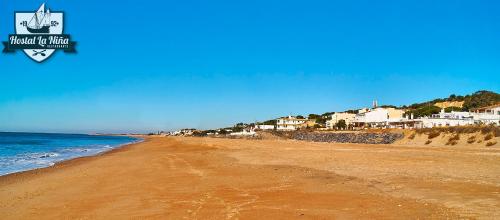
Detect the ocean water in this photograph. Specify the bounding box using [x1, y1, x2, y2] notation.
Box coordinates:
[0, 132, 141, 176]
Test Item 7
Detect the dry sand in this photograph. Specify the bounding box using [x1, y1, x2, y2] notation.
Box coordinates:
[1, 136, 499, 219]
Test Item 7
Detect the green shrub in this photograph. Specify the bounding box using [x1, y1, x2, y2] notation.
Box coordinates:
[444, 106, 463, 112]
[462, 90, 500, 111]
[406, 105, 442, 118]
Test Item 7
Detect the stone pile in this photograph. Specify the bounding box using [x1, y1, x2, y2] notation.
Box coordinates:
[271, 131, 403, 144]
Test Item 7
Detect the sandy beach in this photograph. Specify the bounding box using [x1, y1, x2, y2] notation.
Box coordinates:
[1, 136, 499, 219]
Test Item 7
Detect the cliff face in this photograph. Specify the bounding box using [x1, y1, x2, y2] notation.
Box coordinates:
[434, 101, 464, 109]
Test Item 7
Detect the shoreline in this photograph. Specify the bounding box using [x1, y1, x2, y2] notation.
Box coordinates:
[0, 136, 145, 180]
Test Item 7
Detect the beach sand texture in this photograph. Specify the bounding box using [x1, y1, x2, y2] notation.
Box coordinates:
[1, 136, 499, 219]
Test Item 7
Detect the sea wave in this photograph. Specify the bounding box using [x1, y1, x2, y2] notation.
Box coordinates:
[0, 136, 142, 176]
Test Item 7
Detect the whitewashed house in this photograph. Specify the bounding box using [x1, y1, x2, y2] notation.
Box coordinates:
[354, 108, 390, 127]
[471, 104, 500, 125]
[434, 109, 472, 119]
[230, 129, 257, 136]
[276, 116, 308, 130]
[180, 129, 197, 136]
[326, 112, 356, 129]
[353, 107, 406, 128]
[414, 109, 474, 128]
[255, 124, 275, 130]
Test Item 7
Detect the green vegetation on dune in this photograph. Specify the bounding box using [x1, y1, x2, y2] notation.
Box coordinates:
[259, 119, 277, 125]
[444, 106, 463, 112]
[462, 90, 500, 110]
[406, 105, 442, 118]
[405, 90, 499, 117]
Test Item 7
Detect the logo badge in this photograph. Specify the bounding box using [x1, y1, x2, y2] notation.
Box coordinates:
[3, 3, 76, 62]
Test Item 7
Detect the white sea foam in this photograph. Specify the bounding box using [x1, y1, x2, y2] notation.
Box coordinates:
[0, 134, 143, 176]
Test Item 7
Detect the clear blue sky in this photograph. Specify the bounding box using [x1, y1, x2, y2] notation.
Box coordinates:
[0, 0, 499, 133]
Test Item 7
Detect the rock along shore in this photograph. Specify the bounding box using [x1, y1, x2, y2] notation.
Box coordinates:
[270, 131, 404, 144]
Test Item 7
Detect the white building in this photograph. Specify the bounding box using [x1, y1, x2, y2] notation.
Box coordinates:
[414, 109, 474, 128]
[433, 109, 472, 119]
[255, 124, 275, 130]
[326, 112, 356, 129]
[180, 129, 197, 136]
[230, 129, 257, 136]
[353, 108, 390, 128]
[276, 116, 308, 130]
[415, 117, 474, 128]
[364, 108, 390, 122]
[353, 107, 406, 128]
[471, 104, 500, 125]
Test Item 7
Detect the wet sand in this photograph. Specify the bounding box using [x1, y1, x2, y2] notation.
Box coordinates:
[1, 136, 499, 219]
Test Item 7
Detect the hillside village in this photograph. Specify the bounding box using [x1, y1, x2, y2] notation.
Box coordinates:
[166, 90, 500, 137]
